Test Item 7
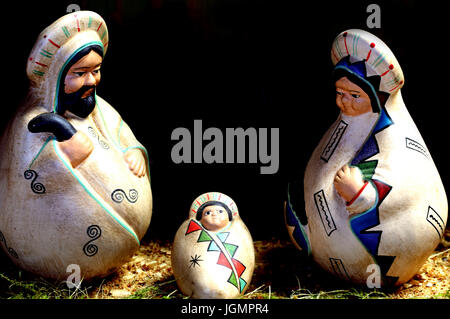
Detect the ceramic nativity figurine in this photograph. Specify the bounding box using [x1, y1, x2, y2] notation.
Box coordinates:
[285, 29, 448, 287]
[172, 192, 255, 298]
[0, 11, 152, 280]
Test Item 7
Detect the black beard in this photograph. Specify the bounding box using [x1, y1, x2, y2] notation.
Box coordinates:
[60, 86, 96, 118]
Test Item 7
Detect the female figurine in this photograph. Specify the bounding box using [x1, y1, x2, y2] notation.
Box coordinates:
[172, 192, 255, 298]
[0, 11, 152, 280]
[286, 29, 447, 286]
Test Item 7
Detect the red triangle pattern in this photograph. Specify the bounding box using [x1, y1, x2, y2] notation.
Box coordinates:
[186, 220, 247, 290]
[372, 179, 392, 203]
[218, 252, 246, 278]
[232, 258, 246, 277]
[185, 219, 202, 235]
[217, 252, 232, 269]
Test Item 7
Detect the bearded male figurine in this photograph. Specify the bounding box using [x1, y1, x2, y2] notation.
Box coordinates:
[285, 29, 447, 287]
[0, 11, 152, 280]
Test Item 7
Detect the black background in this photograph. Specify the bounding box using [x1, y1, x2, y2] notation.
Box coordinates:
[2, 0, 448, 242]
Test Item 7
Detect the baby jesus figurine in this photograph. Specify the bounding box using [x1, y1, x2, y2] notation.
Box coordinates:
[172, 192, 255, 298]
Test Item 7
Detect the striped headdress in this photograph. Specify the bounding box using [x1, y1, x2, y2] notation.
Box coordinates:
[331, 29, 404, 95]
[189, 192, 239, 220]
[26, 11, 109, 112]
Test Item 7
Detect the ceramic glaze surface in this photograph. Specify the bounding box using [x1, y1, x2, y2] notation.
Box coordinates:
[172, 192, 255, 299]
[286, 29, 448, 286]
[0, 11, 152, 280]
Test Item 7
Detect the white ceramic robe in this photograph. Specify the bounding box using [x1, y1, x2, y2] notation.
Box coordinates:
[172, 192, 255, 298]
[285, 29, 448, 286]
[0, 11, 152, 280]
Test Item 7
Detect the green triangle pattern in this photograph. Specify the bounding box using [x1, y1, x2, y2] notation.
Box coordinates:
[355, 160, 378, 180]
[195, 228, 245, 292]
[227, 272, 238, 289]
[197, 230, 213, 242]
[223, 243, 238, 257]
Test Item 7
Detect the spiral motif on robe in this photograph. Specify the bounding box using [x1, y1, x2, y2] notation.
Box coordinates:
[83, 225, 102, 257]
[87, 126, 109, 149]
[24, 169, 46, 194]
[111, 189, 138, 204]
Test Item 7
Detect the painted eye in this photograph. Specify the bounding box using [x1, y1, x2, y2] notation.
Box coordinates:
[204, 211, 211, 216]
[74, 72, 85, 77]
[218, 210, 223, 214]
[351, 94, 360, 98]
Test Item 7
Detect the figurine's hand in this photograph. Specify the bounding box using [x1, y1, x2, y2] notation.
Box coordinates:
[58, 131, 94, 168]
[334, 165, 366, 202]
[124, 148, 146, 178]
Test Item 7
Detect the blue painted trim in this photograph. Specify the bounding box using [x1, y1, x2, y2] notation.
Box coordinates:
[286, 186, 311, 255]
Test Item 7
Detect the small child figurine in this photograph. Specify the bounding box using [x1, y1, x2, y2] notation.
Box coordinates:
[285, 29, 448, 287]
[172, 192, 255, 298]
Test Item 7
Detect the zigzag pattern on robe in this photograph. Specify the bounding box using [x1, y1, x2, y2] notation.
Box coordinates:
[350, 108, 399, 285]
[185, 219, 247, 292]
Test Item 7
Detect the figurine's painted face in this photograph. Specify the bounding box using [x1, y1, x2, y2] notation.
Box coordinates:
[200, 205, 230, 231]
[60, 49, 102, 118]
[335, 76, 372, 116]
[64, 50, 102, 96]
